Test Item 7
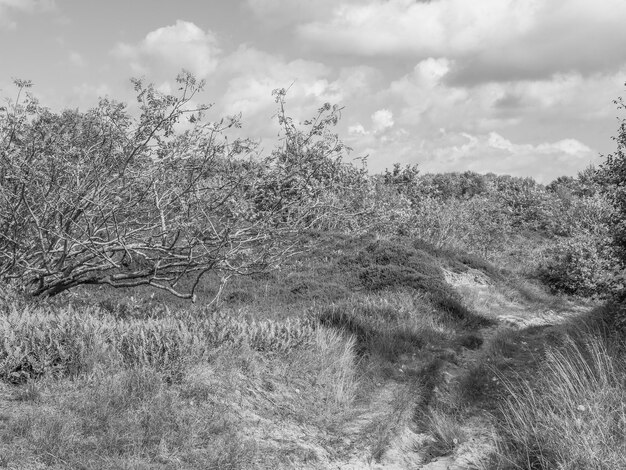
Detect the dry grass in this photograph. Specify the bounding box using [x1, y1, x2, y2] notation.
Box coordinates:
[1, 366, 257, 469]
[491, 334, 626, 469]
[420, 409, 468, 461]
[0, 327, 360, 469]
[3, 230, 610, 469]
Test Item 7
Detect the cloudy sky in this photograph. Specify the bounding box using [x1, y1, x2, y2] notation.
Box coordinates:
[1, 0, 625, 182]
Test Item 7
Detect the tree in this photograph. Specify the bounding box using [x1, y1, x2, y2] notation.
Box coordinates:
[599, 87, 626, 267]
[595, 84, 626, 308]
[0, 73, 352, 300]
[382, 163, 421, 206]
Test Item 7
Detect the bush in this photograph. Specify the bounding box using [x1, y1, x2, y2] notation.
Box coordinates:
[349, 240, 444, 289]
[539, 232, 618, 297]
[411, 196, 512, 259]
[0, 76, 358, 300]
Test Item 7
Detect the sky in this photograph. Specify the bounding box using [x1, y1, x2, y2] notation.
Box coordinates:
[1, 0, 625, 183]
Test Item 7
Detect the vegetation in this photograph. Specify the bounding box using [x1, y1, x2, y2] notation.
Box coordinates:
[0, 76, 357, 300]
[1, 75, 625, 469]
[492, 330, 626, 469]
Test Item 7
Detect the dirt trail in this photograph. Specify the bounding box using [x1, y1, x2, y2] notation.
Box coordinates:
[322, 269, 595, 470]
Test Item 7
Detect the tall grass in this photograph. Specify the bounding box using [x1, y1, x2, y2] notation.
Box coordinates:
[2, 366, 257, 468]
[0, 303, 317, 383]
[309, 327, 359, 408]
[493, 334, 626, 469]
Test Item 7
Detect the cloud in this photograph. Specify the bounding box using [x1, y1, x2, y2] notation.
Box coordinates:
[0, 0, 54, 29]
[297, 0, 626, 82]
[112, 20, 220, 79]
[68, 51, 85, 68]
[217, 47, 331, 118]
[371, 109, 394, 132]
[425, 132, 595, 182]
[382, 61, 624, 141]
[337, 63, 622, 181]
[348, 123, 368, 135]
[244, 0, 352, 28]
[352, 128, 595, 183]
[217, 46, 377, 124]
[297, 0, 537, 57]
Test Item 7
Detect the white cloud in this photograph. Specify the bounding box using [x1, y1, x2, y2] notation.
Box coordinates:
[338, 65, 621, 180]
[297, 0, 626, 81]
[371, 109, 394, 133]
[112, 20, 220, 79]
[0, 0, 53, 29]
[218, 47, 331, 118]
[356, 129, 596, 183]
[68, 51, 85, 68]
[245, 0, 354, 28]
[381, 63, 625, 141]
[298, 0, 537, 57]
[414, 58, 452, 87]
[348, 123, 368, 135]
[217, 47, 377, 124]
[428, 132, 595, 182]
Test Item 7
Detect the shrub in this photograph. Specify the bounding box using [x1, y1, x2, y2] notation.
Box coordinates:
[349, 240, 445, 291]
[0, 76, 359, 301]
[539, 231, 618, 297]
[411, 196, 512, 259]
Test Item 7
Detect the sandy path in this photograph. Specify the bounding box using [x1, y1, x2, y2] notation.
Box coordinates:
[324, 269, 594, 469]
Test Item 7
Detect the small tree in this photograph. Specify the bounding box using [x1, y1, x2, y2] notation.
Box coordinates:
[0, 74, 352, 300]
[599, 87, 626, 265]
[596, 85, 626, 305]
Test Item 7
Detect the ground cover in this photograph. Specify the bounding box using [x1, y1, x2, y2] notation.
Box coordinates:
[1, 231, 623, 469]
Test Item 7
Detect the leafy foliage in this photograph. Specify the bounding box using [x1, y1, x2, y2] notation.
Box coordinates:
[599, 86, 626, 275]
[539, 232, 617, 297]
[0, 303, 317, 383]
[0, 75, 358, 299]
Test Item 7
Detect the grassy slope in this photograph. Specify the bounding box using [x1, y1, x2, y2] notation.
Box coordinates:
[0, 231, 624, 469]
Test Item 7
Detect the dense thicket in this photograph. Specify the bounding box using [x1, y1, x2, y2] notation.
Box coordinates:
[0, 73, 621, 300]
[0, 75, 361, 299]
[597, 90, 626, 300]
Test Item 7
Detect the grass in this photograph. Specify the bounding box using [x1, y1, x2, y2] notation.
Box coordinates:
[2, 367, 256, 468]
[0, 232, 491, 467]
[368, 384, 416, 463]
[487, 333, 626, 469]
[2, 230, 619, 468]
[420, 409, 468, 461]
[0, 326, 358, 469]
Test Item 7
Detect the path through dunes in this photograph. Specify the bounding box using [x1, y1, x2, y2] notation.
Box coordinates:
[0, 239, 605, 469]
[318, 268, 597, 469]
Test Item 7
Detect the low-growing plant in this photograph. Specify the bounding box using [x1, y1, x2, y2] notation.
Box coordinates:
[318, 304, 424, 360]
[114, 317, 202, 381]
[201, 309, 317, 352]
[420, 410, 467, 461]
[1, 366, 257, 468]
[0, 305, 113, 383]
[0, 303, 318, 383]
[492, 334, 626, 469]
